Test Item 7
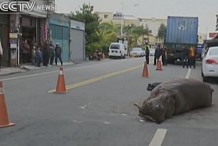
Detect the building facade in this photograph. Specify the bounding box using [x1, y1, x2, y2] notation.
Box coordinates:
[49, 13, 70, 62]
[70, 19, 85, 63]
[0, 0, 87, 67]
[96, 11, 167, 37]
[139, 18, 167, 37]
[0, 13, 10, 67]
[216, 13, 218, 31]
[97, 12, 114, 23]
[0, 0, 55, 67]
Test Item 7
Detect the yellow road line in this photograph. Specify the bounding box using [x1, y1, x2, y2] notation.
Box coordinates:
[48, 65, 143, 93]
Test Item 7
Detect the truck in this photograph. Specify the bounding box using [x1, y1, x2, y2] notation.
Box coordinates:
[164, 16, 199, 64]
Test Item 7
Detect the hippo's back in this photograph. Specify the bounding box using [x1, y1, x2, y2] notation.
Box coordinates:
[151, 78, 213, 114]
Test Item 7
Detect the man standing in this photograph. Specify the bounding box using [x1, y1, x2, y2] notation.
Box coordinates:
[55, 43, 63, 66]
[49, 41, 55, 65]
[188, 46, 196, 68]
[145, 43, 150, 64]
[161, 44, 167, 66]
[182, 45, 189, 68]
[154, 44, 161, 65]
[21, 39, 30, 64]
[42, 41, 49, 67]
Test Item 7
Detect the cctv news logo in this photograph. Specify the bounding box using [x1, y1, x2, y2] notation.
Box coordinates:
[0, 1, 55, 12]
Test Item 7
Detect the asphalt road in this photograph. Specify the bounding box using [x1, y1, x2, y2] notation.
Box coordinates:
[0, 57, 217, 146]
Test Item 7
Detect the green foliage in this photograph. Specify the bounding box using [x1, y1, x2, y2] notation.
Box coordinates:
[125, 25, 151, 48]
[69, 3, 101, 56]
[158, 23, 167, 39]
[98, 22, 118, 55]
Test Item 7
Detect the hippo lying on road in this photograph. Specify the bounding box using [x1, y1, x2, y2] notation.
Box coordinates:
[135, 78, 214, 124]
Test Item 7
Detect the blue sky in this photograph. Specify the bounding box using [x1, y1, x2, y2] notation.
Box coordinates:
[55, 0, 218, 34]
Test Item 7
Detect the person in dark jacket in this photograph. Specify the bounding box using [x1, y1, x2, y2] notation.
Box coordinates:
[55, 43, 63, 66]
[145, 43, 150, 64]
[182, 45, 189, 68]
[161, 44, 167, 66]
[42, 41, 49, 67]
[49, 41, 55, 65]
[154, 44, 161, 65]
[35, 47, 43, 67]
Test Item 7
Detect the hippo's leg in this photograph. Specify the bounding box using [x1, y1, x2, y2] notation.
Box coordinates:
[165, 107, 175, 118]
[165, 96, 176, 118]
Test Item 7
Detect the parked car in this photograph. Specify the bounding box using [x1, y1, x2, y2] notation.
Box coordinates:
[130, 47, 145, 57]
[149, 48, 155, 56]
[201, 46, 218, 82]
[108, 42, 127, 59]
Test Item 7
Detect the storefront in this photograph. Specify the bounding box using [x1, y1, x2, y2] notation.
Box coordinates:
[19, 15, 47, 64]
[49, 13, 70, 62]
[0, 14, 10, 67]
[70, 19, 85, 62]
[9, 9, 48, 66]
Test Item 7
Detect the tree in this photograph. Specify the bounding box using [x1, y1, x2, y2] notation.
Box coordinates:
[97, 22, 119, 55]
[125, 25, 151, 48]
[158, 23, 167, 39]
[69, 3, 101, 55]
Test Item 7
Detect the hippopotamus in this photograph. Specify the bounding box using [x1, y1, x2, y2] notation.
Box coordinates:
[134, 78, 214, 124]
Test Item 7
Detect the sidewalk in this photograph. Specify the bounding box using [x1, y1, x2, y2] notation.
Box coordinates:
[0, 67, 25, 76]
[0, 58, 110, 76]
[0, 62, 75, 76]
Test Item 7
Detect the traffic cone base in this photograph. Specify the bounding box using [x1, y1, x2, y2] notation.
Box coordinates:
[0, 123, 15, 128]
[156, 60, 163, 71]
[54, 90, 68, 94]
[54, 67, 67, 94]
[142, 61, 149, 78]
[0, 81, 15, 128]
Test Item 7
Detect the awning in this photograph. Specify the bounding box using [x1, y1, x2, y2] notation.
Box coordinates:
[21, 10, 47, 18]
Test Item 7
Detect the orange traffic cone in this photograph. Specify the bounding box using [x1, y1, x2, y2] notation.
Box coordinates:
[55, 67, 67, 94]
[156, 60, 162, 71]
[0, 81, 15, 128]
[142, 61, 149, 78]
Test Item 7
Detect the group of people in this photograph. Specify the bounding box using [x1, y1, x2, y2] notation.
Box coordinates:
[145, 43, 167, 66]
[181, 45, 196, 69]
[21, 40, 63, 67]
[145, 43, 196, 69]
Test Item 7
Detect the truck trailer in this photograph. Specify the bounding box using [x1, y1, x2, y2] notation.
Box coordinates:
[165, 16, 199, 64]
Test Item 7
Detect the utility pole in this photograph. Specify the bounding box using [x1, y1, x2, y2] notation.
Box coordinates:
[15, 0, 20, 66]
[120, 2, 124, 36]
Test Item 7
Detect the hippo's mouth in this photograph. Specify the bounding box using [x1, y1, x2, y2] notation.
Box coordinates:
[139, 113, 156, 122]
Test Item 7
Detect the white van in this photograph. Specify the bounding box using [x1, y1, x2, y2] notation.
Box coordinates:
[108, 42, 127, 59]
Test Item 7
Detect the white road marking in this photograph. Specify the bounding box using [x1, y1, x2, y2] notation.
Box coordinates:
[148, 128, 167, 146]
[79, 105, 88, 110]
[73, 120, 82, 124]
[103, 121, 111, 125]
[185, 68, 191, 79]
[121, 113, 127, 116]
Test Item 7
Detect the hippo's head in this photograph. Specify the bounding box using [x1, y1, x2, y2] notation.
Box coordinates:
[134, 91, 177, 124]
[134, 99, 166, 124]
